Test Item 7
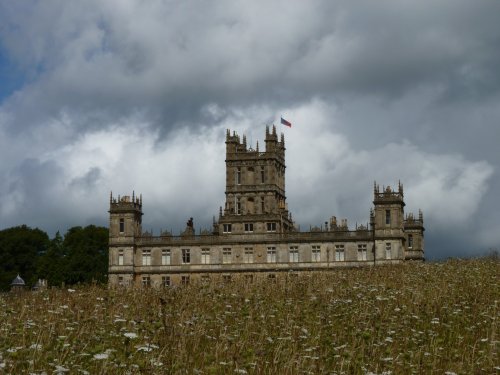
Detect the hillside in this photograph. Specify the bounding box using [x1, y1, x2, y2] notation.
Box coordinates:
[1, 258, 498, 374]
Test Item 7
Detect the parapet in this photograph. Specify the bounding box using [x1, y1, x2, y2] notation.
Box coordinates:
[109, 191, 142, 211]
[373, 181, 404, 204]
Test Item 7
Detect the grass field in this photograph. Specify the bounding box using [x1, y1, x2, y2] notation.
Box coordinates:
[0, 258, 498, 374]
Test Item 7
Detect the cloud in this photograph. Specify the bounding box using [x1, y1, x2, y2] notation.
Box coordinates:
[2, 0, 500, 135]
[0, 0, 499, 258]
[0, 99, 494, 260]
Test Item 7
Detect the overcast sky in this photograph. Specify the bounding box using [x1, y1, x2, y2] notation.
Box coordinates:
[0, 0, 499, 259]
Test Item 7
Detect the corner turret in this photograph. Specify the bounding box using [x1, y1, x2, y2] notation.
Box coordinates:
[108, 191, 143, 286]
[404, 209, 425, 260]
[372, 182, 406, 262]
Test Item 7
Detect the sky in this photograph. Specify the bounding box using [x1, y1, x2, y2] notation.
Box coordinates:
[0, 0, 499, 260]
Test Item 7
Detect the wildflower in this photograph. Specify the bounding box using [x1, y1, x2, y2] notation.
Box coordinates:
[93, 353, 109, 360]
[124, 332, 138, 339]
[67, 289, 75, 293]
[54, 365, 70, 373]
[136, 344, 158, 352]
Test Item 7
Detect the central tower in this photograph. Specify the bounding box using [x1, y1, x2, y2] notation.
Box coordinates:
[218, 125, 294, 235]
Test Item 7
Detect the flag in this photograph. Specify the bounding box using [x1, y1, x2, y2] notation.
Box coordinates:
[280, 117, 292, 128]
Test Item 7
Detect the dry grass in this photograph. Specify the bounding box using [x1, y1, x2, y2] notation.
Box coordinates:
[0, 258, 498, 374]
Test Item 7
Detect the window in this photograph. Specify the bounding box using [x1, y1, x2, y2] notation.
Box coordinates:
[385, 243, 392, 259]
[267, 247, 277, 263]
[118, 276, 124, 286]
[335, 245, 345, 261]
[162, 276, 170, 287]
[142, 250, 151, 266]
[244, 247, 253, 263]
[223, 224, 232, 233]
[119, 218, 125, 233]
[181, 275, 190, 286]
[261, 196, 265, 213]
[142, 276, 151, 287]
[162, 249, 171, 265]
[245, 274, 254, 283]
[182, 249, 191, 264]
[223, 274, 232, 283]
[266, 222, 277, 232]
[236, 197, 241, 215]
[385, 210, 391, 225]
[408, 234, 413, 249]
[118, 250, 124, 265]
[289, 246, 299, 262]
[222, 248, 232, 264]
[261, 166, 265, 183]
[268, 274, 276, 283]
[201, 248, 210, 264]
[236, 167, 241, 185]
[358, 244, 367, 261]
[244, 223, 254, 233]
[312, 246, 321, 262]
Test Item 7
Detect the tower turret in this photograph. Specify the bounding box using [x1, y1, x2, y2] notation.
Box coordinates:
[108, 192, 143, 286]
[404, 209, 425, 260]
[219, 127, 293, 235]
[372, 183, 406, 261]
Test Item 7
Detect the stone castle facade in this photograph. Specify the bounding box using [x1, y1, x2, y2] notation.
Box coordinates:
[108, 126, 424, 287]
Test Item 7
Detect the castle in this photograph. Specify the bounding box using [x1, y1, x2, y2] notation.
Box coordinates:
[108, 126, 424, 287]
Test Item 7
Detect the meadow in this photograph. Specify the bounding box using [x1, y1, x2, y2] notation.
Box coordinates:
[0, 258, 498, 374]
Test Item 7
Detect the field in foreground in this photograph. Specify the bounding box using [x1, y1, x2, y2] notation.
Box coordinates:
[0, 259, 498, 374]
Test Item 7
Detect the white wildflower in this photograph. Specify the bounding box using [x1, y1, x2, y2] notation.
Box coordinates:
[93, 353, 109, 360]
[54, 365, 70, 373]
[124, 332, 138, 339]
[67, 289, 75, 293]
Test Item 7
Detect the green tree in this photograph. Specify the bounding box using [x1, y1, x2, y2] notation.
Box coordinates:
[0, 225, 49, 291]
[37, 231, 67, 287]
[63, 225, 108, 284]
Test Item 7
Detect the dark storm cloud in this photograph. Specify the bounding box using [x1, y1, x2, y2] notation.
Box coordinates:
[1, 0, 498, 135]
[0, 0, 499, 258]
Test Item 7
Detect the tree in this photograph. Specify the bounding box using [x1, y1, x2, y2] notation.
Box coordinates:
[0, 225, 49, 291]
[37, 231, 67, 287]
[63, 225, 108, 284]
